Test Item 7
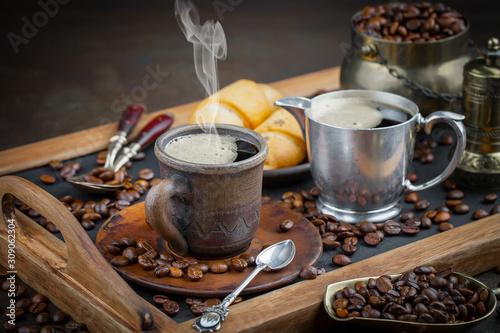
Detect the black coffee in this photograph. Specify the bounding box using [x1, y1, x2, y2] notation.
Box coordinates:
[375, 105, 413, 128]
[164, 133, 258, 164]
[234, 140, 259, 162]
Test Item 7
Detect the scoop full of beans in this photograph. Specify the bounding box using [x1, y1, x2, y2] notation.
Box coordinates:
[331, 265, 490, 324]
[354, 2, 467, 42]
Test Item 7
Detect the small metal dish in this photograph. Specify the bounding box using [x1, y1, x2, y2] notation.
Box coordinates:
[324, 272, 499, 333]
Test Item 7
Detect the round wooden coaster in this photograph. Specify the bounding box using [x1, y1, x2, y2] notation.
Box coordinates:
[95, 200, 322, 297]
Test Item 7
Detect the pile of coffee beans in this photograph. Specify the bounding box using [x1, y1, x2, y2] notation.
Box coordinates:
[1, 267, 87, 332]
[105, 236, 256, 282]
[331, 266, 490, 324]
[354, 2, 467, 42]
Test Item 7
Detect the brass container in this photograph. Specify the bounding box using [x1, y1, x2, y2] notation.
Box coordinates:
[340, 10, 475, 116]
[456, 37, 500, 188]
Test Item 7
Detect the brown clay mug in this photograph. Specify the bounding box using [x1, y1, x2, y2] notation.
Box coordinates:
[145, 124, 268, 258]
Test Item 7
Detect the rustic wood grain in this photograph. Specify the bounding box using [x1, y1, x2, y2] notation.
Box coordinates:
[1, 174, 499, 332]
[0, 67, 340, 176]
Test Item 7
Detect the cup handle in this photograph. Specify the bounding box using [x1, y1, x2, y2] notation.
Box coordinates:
[405, 111, 466, 192]
[144, 175, 191, 256]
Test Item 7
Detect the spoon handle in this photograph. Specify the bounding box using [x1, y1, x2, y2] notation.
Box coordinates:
[104, 104, 145, 169]
[193, 264, 265, 332]
[222, 264, 265, 308]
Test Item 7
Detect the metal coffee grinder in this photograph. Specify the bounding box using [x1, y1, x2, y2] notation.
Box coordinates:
[456, 37, 500, 188]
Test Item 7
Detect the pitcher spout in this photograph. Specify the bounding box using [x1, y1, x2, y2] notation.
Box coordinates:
[274, 96, 311, 142]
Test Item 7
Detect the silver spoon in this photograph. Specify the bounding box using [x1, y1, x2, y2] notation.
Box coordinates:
[193, 239, 296, 332]
[66, 114, 174, 194]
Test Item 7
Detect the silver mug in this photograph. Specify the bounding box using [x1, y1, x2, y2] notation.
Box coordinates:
[276, 90, 466, 223]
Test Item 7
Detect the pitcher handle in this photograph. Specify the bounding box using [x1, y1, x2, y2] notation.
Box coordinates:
[405, 111, 466, 192]
[145, 175, 192, 256]
[274, 96, 311, 143]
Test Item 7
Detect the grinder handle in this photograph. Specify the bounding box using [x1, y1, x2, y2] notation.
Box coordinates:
[406, 111, 466, 192]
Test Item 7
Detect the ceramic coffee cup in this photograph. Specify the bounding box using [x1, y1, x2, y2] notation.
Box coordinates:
[145, 124, 268, 258]
[276, 89, 466, 223]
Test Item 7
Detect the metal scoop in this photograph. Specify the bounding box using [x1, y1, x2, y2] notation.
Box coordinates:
[66, 114, 174, 194]
[324, 272, 500, 333]
[193, 239, 296, 332]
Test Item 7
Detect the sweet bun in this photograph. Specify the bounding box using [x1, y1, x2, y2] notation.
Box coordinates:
[188, 79, 307, 170]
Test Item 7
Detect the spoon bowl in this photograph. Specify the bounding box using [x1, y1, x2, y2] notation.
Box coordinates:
[257, 239, 296, 271]
[324, 272, 499, 333]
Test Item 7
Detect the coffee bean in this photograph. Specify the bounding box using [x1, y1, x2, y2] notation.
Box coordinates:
[401, 225, 419, 235]
[420, 217, 432, 229]
[111, 255, 130, 267]
[186, 266, 203, 281]
[210, 262, 228, 274]
[29, 302, 47, 314]
[383, 220, 401, 235]
[279, 219, 294, 232]
[453, 203, 470, 214]
[163, 299, 180, 317]
[446, 199, 462, 208]
[239, 253, 256, 267]
[441, 135, 454, 145]
[332, 254, 352, 266]
[444, 179, 458, 190]
[483, 193, 498, 203]
[438, 222, 454, 232]
[154, 265, 170, 278]
[230, 258, 248, 272]
[153, 295, 170, 306]
[447, 189, 464, 200]
[299, 265, 318, 280]
[137, 255, 157, 270]
[357, 221, 377, 234]
[122, 247, 139, 263]
[40, 174, 56, 184]
[472, 209, 489, 220]
[364, 232, 381, 246]
[60, 165, 76, 179]
[32, 294, 48, 303]
[342, 244, 357, 255]
[16, 298, 32, 310]
[408, 173, 417, 183]
[51, 310, 68, 324]
[405, 193, 418, 203]
[139, 168, 155, 180]
[168, 266, 184, 278]
[49, 159, 63, 170]
[405, 218, 421, 228]
[415, 199, 430, 211]
[433, 211, 451, 223]
[400, 211, 414, 222]
[490, 205, 500, 215]
[190, 303, 209, 316]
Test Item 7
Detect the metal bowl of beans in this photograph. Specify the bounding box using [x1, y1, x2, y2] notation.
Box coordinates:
[340, 2, 476, 116]
[323, 266, 499, 332]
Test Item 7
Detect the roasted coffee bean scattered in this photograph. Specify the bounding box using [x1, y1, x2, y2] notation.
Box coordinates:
[279, 219, 295, 232]
[472, 209, 489, 220]
[484, 193, 498, 203]
[40, 174, 56, 184]
[299, 265, 318, 280]
[438, 222, 454, 232]
[331, 266, 489, 324]
[332, 254, 352, 266]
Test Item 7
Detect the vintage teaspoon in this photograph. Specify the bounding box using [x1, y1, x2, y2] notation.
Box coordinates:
[193, 239, 296, 332]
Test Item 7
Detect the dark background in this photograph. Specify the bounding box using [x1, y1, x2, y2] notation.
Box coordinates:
[0, 0, 499, 151]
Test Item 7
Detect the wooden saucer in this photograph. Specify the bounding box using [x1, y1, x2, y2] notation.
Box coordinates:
[95, 201, 323, 297]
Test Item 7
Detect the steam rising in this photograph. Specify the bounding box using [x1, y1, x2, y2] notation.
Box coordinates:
[175, 0, 227, 133]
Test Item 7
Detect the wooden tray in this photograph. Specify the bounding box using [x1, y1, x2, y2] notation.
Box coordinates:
[1, 67, 500, 332]
[95, 201, 323, 297]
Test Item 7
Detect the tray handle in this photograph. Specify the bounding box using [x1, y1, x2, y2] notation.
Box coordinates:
[0, 175, 155, 332]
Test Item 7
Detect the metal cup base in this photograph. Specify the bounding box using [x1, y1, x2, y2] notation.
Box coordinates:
[317, 198, 402, 224]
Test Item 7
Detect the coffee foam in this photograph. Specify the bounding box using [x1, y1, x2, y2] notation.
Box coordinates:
[165, 133, 238, 165]
[309, 98, 383, 129]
